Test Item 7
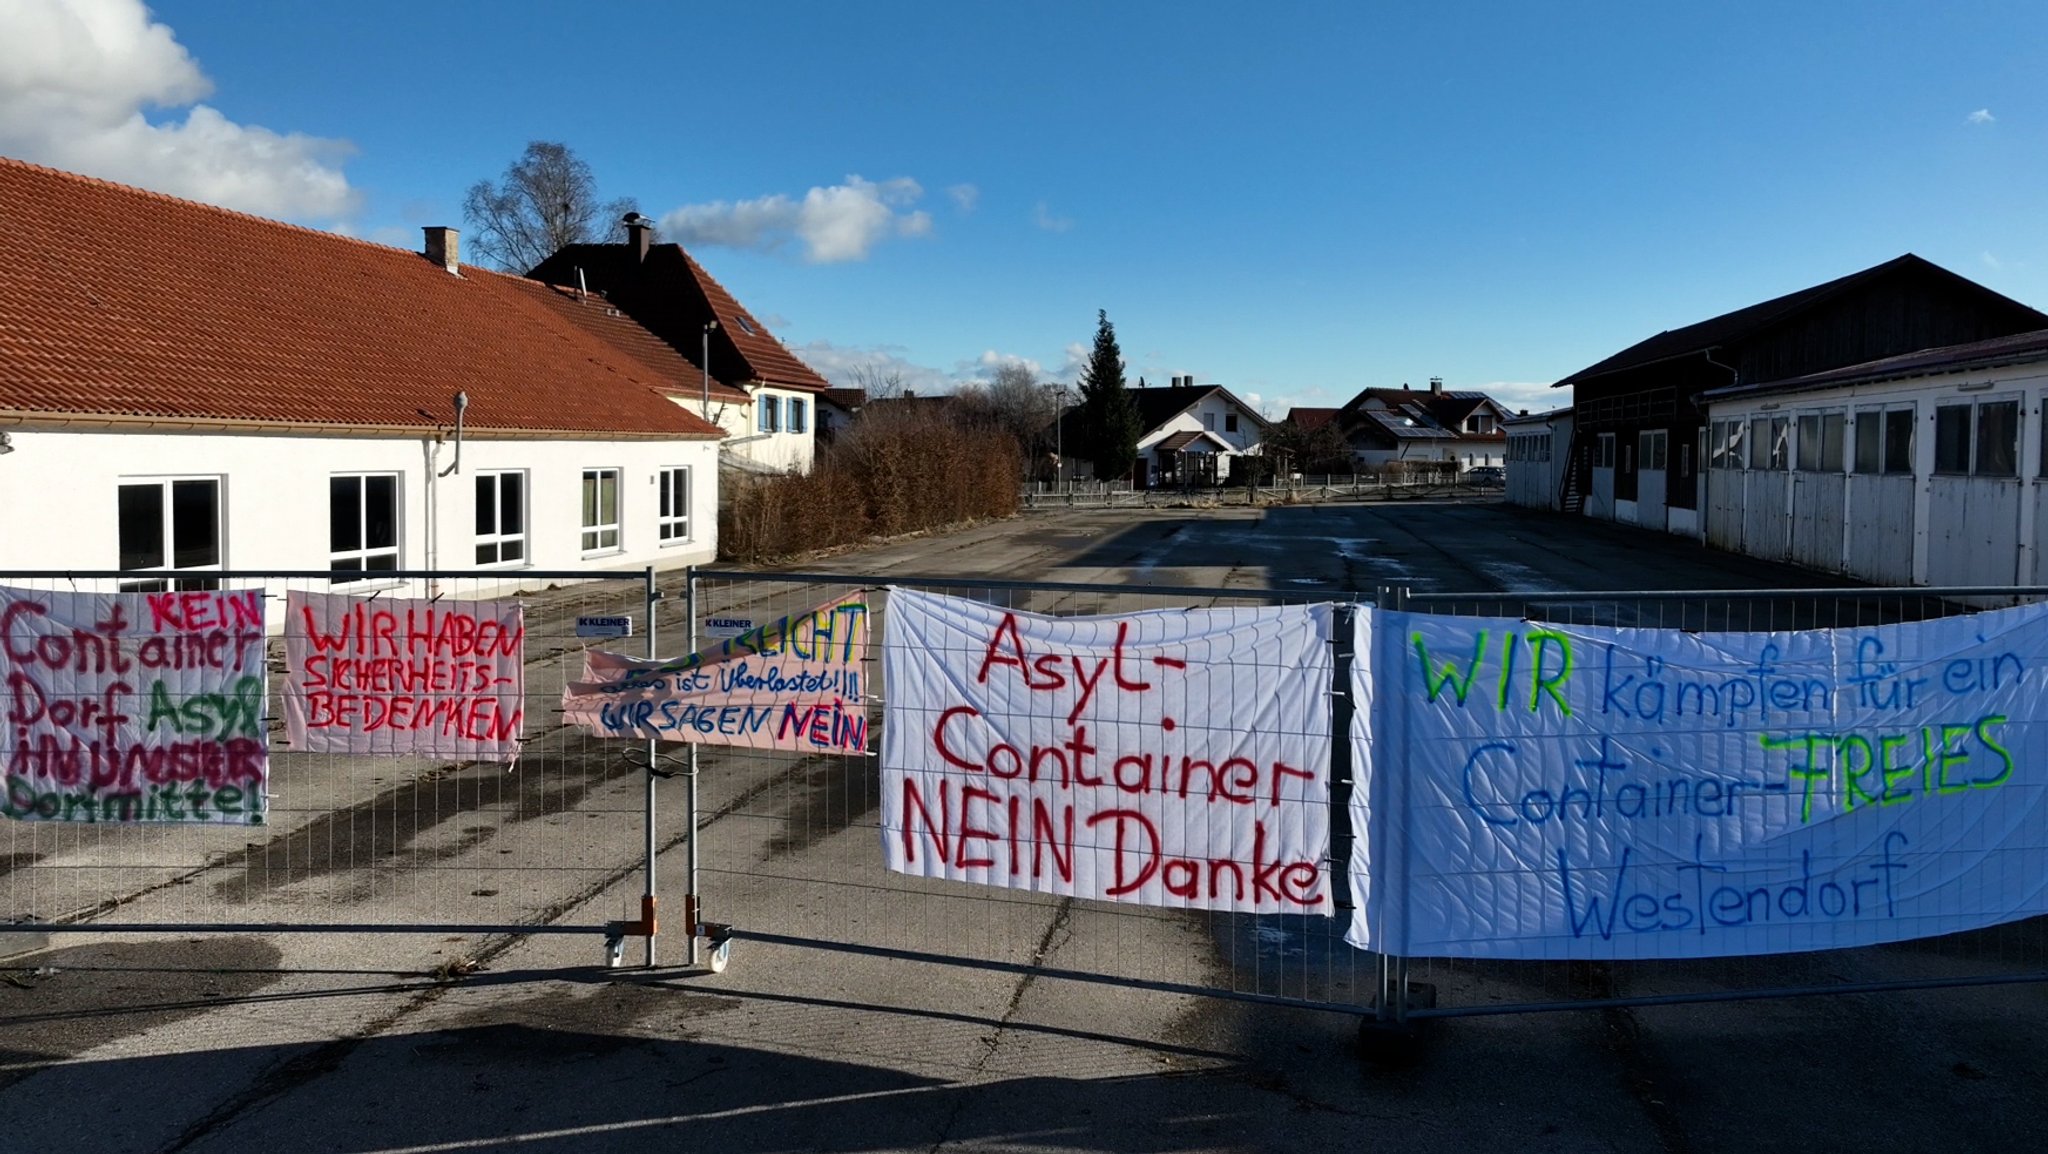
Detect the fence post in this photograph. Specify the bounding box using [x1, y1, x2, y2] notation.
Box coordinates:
[642, 565, 661, 967]
[684, 565, 702, 968]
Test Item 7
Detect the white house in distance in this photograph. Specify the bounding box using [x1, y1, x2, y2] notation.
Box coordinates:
[1702, 329, 2048, 588]
[1055, 378, 1267, 485]
[0, 157, 723, 599]
[530, 228, 832, 475]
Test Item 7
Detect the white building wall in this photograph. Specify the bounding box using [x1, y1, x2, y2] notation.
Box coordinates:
[1707, 358, 2048, 588]
[1504, 419, 1562, 509]
[0, 427, 718, 608]
[680, 385, 816, 474]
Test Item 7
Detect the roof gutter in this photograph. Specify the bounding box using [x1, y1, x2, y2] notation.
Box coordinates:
[0, 410, 723, 441]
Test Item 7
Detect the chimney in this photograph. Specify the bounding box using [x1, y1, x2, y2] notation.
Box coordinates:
[623, 212, 653, 263]
[1429, 376, 1444, 395]
[422, 226, 459, 274]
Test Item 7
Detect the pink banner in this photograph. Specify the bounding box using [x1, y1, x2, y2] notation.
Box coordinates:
[2, 585, 268, 824]
[284, 591, 525, 760]
[562, 594, 869, 752]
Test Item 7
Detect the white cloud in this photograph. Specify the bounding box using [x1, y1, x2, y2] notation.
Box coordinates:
[790, 340, 956, 396]
[946, 183, 979, 213]
[660, 175, 932, 263]
[958, 349, 1044, 382]
[1032, 201, 1073, 233]
[1967, 108, 1995, 125]
[0, 0, 357, 218]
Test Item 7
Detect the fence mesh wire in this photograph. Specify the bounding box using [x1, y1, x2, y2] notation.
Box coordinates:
[7, 569, 2043, 1021]
[686, 571, 1375, 1012]
[1, 570, 656, 941]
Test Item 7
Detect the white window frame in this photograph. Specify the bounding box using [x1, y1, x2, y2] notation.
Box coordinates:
[658, 466, 692, 544]
[1594, 432, 1616, 469]
[787, 396, 808, 435]
[582, 467, 622, 555]
[475, 470, 528, 567]
[117, 475, 224, 592]
[757, 394, 781, 434]
[330, 472, 402, 583]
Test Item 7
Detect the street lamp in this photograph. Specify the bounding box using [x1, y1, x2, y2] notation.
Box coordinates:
[701, 319, 719, 420]
[1055, 385, 1068, 487]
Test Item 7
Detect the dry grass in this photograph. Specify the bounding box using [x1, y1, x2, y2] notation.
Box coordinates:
[720, 404, 1020, 562]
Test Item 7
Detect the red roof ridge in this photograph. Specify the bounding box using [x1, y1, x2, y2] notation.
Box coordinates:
[0, 152, 469, 265]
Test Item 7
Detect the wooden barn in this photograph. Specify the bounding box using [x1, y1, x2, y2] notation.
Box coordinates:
[1554, 255, 2048, 538]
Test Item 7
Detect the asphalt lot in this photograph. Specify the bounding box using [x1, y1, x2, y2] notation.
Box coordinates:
[4, 498, 2044, 1154]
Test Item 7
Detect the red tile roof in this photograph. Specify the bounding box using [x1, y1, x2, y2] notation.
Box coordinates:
[0, 156, 722, 438]
[528, 243, 832, 393]
[1286, 406, 1343, 431]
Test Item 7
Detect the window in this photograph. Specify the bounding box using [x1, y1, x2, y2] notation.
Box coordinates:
[1710, 419, 1745, 468]
[1934, 404, 1972, 473]
[1884, 409, 1914, 474]
[733, 313, 757, 335]
[475, 471, 526, 565]
[757, 394, 781, 433]
[658, 466, 692, 543]
[1820, 413, 1845, 472]
[1976, 400, 2018, 476]
[1853, 409, 1883, 474]
[788, 397, 808, 435]
[1796, 415, 1822, 472]
[1639, 429, 1667, 472]
[1225, 413, 1239, 433]
[118, 477, 222, 591]
[581, 468, 621, 553]
[1747, 417, 1770, 469]
[330, 473, 399, 580]
[1202, 412, 1216, 431]
[1796, 413, 1845, 472]
[1594, 432, 1615, 468]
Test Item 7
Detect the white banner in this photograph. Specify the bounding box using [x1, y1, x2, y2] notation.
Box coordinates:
[882, 588, 1334, 914]
[1349, 604, 2048, 959]
[284, 592, 525, 760]
[2, 586, 268, 824]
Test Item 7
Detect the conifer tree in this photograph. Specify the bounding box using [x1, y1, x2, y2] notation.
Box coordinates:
[1075, 310, 1140, 481]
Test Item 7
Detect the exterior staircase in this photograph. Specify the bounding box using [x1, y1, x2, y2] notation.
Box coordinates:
[1557, 432, 1584, 513]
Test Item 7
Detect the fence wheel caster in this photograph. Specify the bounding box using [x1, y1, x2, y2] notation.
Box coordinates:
[706, 936, 733, 974]
[603, 934, 625, 969]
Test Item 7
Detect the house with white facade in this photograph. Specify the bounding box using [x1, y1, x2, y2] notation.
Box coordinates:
[529, 229, 831, 475]
[1087, 378, 1268, 486]
[1335, 380, 1511, 471]
[0, 157, 723, 599]
[1702, 329, 2048, 588]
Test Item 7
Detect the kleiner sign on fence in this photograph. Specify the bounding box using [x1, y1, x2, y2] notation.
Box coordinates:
[882, 588, 1334, 914]
[283, 592, 526, 760]
[562, 595, 869, 751]
[2, 585, 268, 824]
[1347, 603, 2048, 959]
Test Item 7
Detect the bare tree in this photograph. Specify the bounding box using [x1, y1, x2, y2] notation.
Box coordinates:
[848, 361, 908, 400]
[462, 141, 641, 272]
[956, 362, 1060, 470]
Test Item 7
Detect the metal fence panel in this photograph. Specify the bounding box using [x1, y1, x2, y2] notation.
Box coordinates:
[1391, 586, 2048, 1020]
[2, 569, 666, 965]
[684, 570, 1382, 1015]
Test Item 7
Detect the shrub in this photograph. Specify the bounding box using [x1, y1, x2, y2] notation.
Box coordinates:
[719, 402, 1020, 562]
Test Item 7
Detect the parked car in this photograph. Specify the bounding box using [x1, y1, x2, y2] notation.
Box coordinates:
[1465, 465, 1505, 488]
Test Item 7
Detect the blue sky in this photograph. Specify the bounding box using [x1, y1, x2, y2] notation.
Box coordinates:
[5, 1, 2045, 416]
